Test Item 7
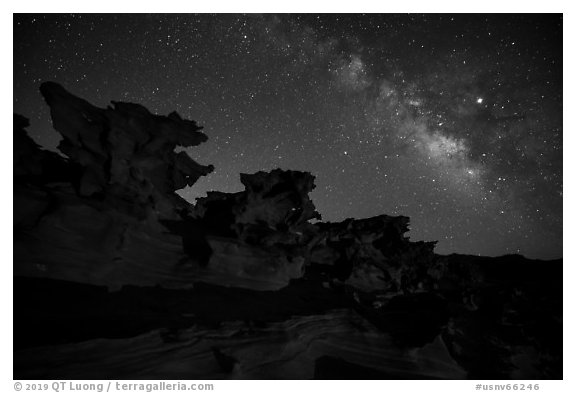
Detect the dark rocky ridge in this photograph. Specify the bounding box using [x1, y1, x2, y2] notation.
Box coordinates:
[13, 83, 562, 379]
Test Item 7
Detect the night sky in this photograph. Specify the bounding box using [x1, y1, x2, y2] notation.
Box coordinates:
[13, 14, 562, 259]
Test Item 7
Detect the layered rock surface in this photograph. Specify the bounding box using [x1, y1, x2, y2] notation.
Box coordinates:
[13, 83, 562, 379]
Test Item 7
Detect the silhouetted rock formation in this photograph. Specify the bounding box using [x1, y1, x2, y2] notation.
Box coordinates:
[39, 81, 214, 218]
[14, 82, 215, 290]
[171, 169, 323, 290]
[13, 83, 562, 380]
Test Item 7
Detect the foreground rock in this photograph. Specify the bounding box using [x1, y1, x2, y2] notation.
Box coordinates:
[13, 83, 562, 379]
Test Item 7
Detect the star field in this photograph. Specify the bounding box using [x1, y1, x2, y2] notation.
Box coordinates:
[13, 14, 562, 259]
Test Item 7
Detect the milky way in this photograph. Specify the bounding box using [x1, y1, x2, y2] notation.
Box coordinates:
[13, 14, 562, 259]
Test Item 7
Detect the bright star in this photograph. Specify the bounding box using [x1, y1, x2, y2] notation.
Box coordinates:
[476, 97, 483, 104]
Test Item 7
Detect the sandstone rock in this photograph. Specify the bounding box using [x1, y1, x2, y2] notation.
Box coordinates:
[14, 310, 467, 379]
[13, 83, 562, 379]
[14, 83, 213, 289]
[40, 81, 214, 220]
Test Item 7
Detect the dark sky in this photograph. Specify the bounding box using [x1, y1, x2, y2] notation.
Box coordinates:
[13, 14, 562, 259]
